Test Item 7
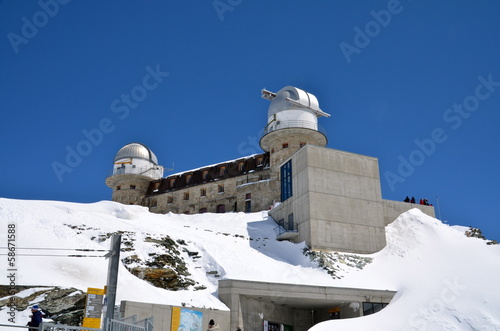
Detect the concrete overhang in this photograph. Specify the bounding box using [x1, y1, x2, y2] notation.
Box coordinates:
[218, 279, 396, 310]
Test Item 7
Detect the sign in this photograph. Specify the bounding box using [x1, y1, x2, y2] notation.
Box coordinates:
[171, 307, 203, 331]
[82, 287, 105, 328]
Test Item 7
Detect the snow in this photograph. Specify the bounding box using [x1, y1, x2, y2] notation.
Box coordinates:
[1, 198, 500, 330]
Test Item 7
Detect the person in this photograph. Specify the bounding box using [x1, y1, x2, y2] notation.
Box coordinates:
[404, 196, 410, 203]
[410, 197, 415, 203]
[27, 305, 42, 331]
[207, 319, 220, 330]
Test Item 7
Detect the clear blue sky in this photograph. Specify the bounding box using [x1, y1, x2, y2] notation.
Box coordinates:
[1, 1, 499, 241]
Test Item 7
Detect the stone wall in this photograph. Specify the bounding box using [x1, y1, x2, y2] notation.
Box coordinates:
[146, 169, 278, 214]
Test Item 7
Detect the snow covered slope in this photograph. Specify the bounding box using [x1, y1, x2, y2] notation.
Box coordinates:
[1, 198, 499, 330]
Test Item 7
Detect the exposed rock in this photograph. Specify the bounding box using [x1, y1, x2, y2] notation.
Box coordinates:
[0, 286, 86, 326]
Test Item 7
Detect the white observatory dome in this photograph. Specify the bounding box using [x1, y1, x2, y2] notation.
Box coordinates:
[112, 143, 163, 179]
[114, 143, 158, 165]
[262, 86, 330, 132]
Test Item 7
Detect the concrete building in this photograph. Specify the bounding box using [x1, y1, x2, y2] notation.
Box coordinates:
[105, 86, 435, 254]
[120, 279, 396, 331]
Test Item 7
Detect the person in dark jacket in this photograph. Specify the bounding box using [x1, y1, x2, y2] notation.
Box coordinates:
[27, 305, 42, 331]
[404, 196, 410, 203]
[207, 319, 220, 330]
[410, 196, 415, 203]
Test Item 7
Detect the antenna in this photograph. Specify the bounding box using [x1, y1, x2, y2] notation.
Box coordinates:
[436, 196, 442, 221]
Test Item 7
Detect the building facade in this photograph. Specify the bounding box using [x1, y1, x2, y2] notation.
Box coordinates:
[105, 86, 435, 254]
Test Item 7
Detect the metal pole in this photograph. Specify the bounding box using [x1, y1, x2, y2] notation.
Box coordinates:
[104, 234, 121, 325]
[436, 196, 442, 220]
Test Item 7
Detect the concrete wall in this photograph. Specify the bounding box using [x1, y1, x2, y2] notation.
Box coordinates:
[120, 300, 230, 331]
[270, 145, 387, 253]
[383, 199, 436, 225]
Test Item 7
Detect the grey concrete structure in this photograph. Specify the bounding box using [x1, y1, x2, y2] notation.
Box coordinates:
[119, 279, 396, 331]
[269, 145, 387, 253]
[120, 301, 230, 331]
[218, 279, 396, 331]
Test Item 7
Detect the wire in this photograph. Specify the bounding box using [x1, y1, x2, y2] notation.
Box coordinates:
[0, 253, 107, 257]
[0, 247, 110, 252]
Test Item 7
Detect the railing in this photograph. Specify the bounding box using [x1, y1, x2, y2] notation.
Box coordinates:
[262, 120, 323, 135]
[0, 324, 38, 330]
[105, 319, 145, 331]
[40, 323, 102, 331]
[111, 166, 163, 180]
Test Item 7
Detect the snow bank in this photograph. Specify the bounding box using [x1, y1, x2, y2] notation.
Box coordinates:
[1, 199, 499, 330]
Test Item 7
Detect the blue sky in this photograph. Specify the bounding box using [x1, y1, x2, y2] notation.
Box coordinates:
[1, 1, 499, 241]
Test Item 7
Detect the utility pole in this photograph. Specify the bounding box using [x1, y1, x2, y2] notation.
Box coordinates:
[104, 233, 121, 326]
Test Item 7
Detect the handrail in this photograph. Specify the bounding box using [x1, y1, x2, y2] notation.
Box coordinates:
[261, 120, 327, 137]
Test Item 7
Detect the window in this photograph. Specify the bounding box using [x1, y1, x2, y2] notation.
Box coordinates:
[216, 204, 225, 213]
[245, 201, 252, 213]
[362, 302, 388, 316]
[282, 143, 289, 149]
[202, 170, 209, 181]
[167, 196, 174, 204]
[186, 174, 192, 184]
[116, 185, 121, 190]
[200, 188, 207, 197]
[287, 213, 294, 230]
[218, 185, 224, 193]
[183, 192, 190, 200]
[199, 207, 207, 214]
[170, 178, 176, 187]
[245, 193, 251, 200]
[280, 160, 293, 201]
[130, 185, 136, 190]
[238, 162, 244, 172]
[256, 157, 263, 167]
[219, 166, 226, 176]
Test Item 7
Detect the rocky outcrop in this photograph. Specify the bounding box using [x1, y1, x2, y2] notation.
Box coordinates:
[0, 286, 86, 326]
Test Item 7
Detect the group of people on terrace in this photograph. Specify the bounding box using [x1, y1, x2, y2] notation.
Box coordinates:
[404, 196, 432, 206]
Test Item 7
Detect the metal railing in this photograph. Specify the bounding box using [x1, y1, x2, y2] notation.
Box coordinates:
[262, 120, 323, 135]
[1, 317, 151, 331]
[40, 323, 102, 331]
[105, 319, 145, 331]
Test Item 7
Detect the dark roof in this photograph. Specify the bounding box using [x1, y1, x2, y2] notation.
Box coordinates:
[146, 153, 270, 196]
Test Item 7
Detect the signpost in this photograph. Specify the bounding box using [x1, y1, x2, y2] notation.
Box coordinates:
[82, 287, 105, 328]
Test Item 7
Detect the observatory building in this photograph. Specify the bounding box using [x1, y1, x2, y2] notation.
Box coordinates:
[105, 86, 435, 254]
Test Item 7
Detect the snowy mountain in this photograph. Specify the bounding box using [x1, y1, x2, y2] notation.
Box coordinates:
[1, 198, 499, 330]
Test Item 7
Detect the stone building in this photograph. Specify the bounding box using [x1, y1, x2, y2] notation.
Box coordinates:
[105, 86, 435, 254]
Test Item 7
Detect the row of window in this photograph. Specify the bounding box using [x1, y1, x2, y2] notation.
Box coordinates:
[151, 199, 252, 214]
[271, 142, 307, 153]
[163, 159, 265, 188]
[116, 185, 136, 190]
[158, 192, 252, 205]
